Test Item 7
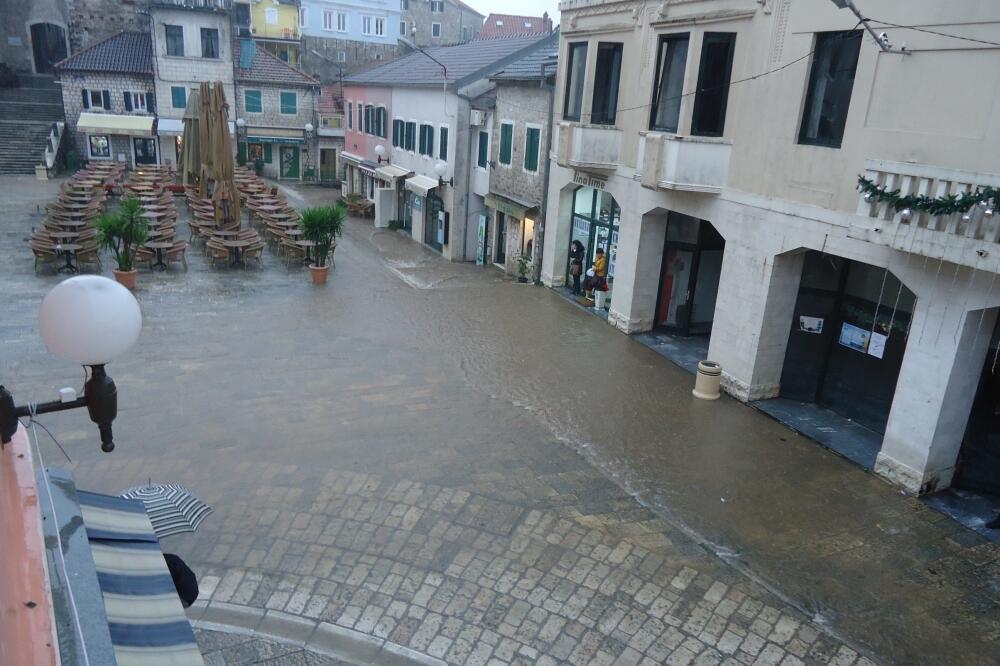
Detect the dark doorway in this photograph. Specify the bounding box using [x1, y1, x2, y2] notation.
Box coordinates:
[31, 23, 68, 75]
[654, 213, 724, 336]
[955, 319, 1000, 496]
[133, 137, 157, 165]
[319, 148, 337, 182]
[495, 212, 507, 265]
[780, 251, 916, 434]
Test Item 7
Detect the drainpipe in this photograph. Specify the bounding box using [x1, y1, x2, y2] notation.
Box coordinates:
[534, 60, 556, 284]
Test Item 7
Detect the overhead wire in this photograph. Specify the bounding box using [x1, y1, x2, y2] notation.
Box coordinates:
[866, 17, 1000, 49]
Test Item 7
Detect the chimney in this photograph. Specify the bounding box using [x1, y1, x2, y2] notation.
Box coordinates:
[543, 11, 551, 32]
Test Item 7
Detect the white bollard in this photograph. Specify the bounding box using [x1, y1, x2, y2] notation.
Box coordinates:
[692, 360, 722, 400]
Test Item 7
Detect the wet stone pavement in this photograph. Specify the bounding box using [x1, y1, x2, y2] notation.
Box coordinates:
[2, 176, 998, 665]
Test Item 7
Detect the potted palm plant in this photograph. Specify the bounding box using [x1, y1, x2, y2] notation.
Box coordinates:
[516, 254, 531, 283]
[301, 204, 346, 285]
[97, 196, 148, 290]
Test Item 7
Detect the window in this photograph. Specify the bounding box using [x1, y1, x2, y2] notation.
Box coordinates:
[401, 21, 407, 36]
[563, 42, 587, 121]
[402, 0, 409, 9]
[338, 50, 346, 62]
[247, 143, 264, 162]
[477, 131, 489, 168]
[244, 89, 262, 113]
[404, 121, 416, 151]
[337, 12, 347, 32]
[357, 104, 363, 131]
[201, 28, 219, 58]
[378, 107, 387, 138]
[265, 7, 278, 24]
[591, 42, 623, 125]
[432, 23, 441, 38]
[171, 86, 186, 109]
[419, 124, 434, 156]
[123, 91, 147, 112]
[523, 125, 540, 173]
[82, 89, 110, 110]
[691, 32, 736, 137]
[299, 6, 307, 28]
[323, 10, 333, 30]
[438, 125, 448, 160]
[799, 30, 862, 148]
[499, 122, 513, 166]
[462, 27, 470, 42]
[88, 135, 110, 158]
[650, 33, 689, 132]
[374, 17, 385, 36]
[431, 1, 444, 12]
[165, 24, 183, 56]
[362, 16, 373, 35]
[393, 118, 404, 147]
[347, 101, 353, 129]
[280, 91, 297, 115]
[364, 105, 372, 134]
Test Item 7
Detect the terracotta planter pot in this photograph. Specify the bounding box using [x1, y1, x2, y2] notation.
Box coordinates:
[113, 269, 138, 290]
[310, 264, 330, 285]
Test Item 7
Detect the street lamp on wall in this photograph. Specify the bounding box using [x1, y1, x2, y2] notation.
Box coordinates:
[304, 122, 315, 139]
[0, 276, 142, 452]
[235, 117, 246, 140]
[434, 160, 453, 187]
[374, 144, 389, 164]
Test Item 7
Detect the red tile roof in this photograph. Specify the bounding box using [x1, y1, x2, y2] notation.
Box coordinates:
[477, 13, 552, 40]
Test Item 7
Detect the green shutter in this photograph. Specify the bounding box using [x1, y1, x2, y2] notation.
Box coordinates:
[439, 126, 448, 160]
[263, 143, 273, 163]
[392, 120, 399, 147]
[524, 127, 540, 172]
[280, 91, 297, 114]
[478, 132, 488, 167]
[237, 141, 247, 163]
[171, 86, 186, 108]
[499, 123, 513, 165]
[245, 90, 261, 113]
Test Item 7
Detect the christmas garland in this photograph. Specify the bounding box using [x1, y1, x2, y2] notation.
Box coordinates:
[857, 175, 999, 216]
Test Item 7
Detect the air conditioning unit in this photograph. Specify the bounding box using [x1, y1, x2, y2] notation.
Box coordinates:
[470, 109, 484, 126]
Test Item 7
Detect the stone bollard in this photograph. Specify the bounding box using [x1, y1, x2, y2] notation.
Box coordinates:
[692, 360, 722, 400]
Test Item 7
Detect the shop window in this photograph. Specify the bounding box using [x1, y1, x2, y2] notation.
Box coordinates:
[171, 86, 186, 109]
[799, 31, 863, 148]
[165, 25, 183, 56]
[244, 89, 262, 113]
[591, 42, 623, 125]
[280, 91, 297, 115]
[247, 143, 263, 162]
[523, 126, 540, 173]
[88, 135, 110, 158]
[419, 124, 434, 156]
[691, 32, 736, 137]
[477, 131, 489, 168]
[563, 42, 588, 121]
[650, 33, 689, 132]
[438, 126, 448, 161]
[200, 28, 219, 59]
[498, 122, 513, 166]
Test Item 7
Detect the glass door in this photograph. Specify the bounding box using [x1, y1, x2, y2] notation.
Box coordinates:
[133, 137, 157, 165]
[656, 248, 694, 329]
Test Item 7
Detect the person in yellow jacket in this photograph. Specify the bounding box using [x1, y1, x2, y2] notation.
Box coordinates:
[584, 248, 607, 296]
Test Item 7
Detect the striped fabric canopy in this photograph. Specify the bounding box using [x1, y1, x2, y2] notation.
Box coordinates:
[78, 491, 204, 666]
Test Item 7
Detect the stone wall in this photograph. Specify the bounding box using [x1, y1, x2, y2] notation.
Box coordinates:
[299, 35, 401, 82]
[234, 83, 317, 129]
[2, 0, 70, 73]
[489, 82, 549, 211]
[402, 0, 481, 47]
[59, 71, 155, 158]
[67, 0, 149, 55]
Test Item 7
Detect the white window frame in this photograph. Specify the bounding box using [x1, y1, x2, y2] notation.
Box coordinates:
[522, 123, 542, 175]
[498, 120, 514, 168]
[338, 50, 347, 63]
[431, 1, 444, 13]
[362, 15, 373, 35]
[374, 17, 385, 37]
[131, 92, 146, 111]
[280, 90, 298, 116]
[299, 6, 307, 28]
[87, 134, 111, 160]
[400, 20, 407, 37]
[323, 10, 333, 31]
[431, 22, 442, 38]
[265, 7, 278, 25]
[337, 11, 348, 32]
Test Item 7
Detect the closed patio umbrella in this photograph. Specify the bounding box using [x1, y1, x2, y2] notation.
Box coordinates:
[179, 88, 201, 187]
[198, 81, 240, 226]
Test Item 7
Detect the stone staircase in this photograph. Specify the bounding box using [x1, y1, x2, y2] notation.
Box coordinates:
[0, 75, 64, 175]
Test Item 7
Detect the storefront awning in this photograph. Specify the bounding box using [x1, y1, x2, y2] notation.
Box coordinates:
[77, 113, 155, 137]
[376, 164, 411, 180]
[340, 151, 364, 164]
[157, 118, 234, 136]
[405, 174, 439, 196]
[485, 193, 535, 220]
[246, 130, 304, 144]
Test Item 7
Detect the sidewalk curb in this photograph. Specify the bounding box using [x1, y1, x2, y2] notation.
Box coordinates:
[188, 600, 446, 666]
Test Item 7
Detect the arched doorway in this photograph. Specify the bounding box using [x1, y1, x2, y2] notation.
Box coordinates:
[654, 212, 725, 336]
[30, 22, 68, 74]
[565, 185, 620, 290]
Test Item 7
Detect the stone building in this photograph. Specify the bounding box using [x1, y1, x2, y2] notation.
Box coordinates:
[149, 0, 236, 165]
[298, 0, 403, 80]
[400, 0, 483, 47]
[2, 0, 71, 74]
[54, 31, 158, 167]
[66, 0, 148, 56]
[483, 33, 558, 277]
[542, 0, 1000, 499]
[233, 40, 321, 181]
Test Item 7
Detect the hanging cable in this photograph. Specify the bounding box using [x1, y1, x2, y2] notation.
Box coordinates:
[866, 17, 1000, 49]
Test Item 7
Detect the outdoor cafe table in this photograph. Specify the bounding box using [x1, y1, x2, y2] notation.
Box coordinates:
[211, 229, 240, 238]
[295, 240, 316, 264]
[222, 239, 253, 265]
[48, 218, 89, 230]
[53, 243, 81, 273]
[142, 210, 171, 224]
[48, 231, 79, 242]
[145, 241, 174, 270]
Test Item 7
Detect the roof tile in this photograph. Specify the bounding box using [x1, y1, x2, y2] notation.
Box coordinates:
[477, 13, 552, 40]
[54, 31, 152, 76]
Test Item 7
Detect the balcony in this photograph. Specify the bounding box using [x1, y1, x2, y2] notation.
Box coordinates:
[151, 0, 232, 11]
[317, 114, 344, 137]
[555, 122, 621, 174]
[638, 132, 731, 194]
[252, 25, 300, 41]
[849, 159, 1000, 272]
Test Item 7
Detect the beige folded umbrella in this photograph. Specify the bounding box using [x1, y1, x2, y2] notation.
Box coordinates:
[179, 88, 201, 187]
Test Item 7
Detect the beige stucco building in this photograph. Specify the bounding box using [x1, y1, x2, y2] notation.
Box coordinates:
[542, 0, 1000, 497]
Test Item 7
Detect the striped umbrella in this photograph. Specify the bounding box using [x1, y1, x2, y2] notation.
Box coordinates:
[119, 483, 212, 538]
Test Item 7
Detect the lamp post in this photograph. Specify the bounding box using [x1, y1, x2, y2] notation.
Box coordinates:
[374, 143, 389, 164]
[434, 160, 453, 187]
[235, 117, 246, 139]
[0, 276, 142, 452]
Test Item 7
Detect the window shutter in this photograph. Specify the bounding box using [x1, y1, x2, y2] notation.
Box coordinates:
[102, 90, 111, 110]
[124, 92, 133, 111]
[392, 120, 400, 147]
[439, 127, 448, 160]
[478, 132, 488, 167]
[263, 143, 273, 163]
[82, 89, 90, 109]
[524, 128, 539, 171]
[500, 124, 513, 164]
[146, 92, 155, 113]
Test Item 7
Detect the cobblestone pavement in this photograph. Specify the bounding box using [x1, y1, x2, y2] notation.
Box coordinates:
[196, 628, 350, 665]
[3, 176, 997, 665]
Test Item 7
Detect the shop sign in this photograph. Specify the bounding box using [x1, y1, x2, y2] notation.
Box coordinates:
[485, 194, 528, 220]
[247, 135, 305, 145]
[413, 195, 423, 212]
[573, 171, 607, 190]
[799, 316, 824, 334]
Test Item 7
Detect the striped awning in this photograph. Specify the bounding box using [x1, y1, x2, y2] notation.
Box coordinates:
[78, 491, 204, 666]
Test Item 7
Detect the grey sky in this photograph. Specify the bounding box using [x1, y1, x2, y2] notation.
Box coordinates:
[465, 0, 561, 24]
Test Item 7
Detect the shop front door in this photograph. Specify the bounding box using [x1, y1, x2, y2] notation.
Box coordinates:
[319, 148, 336, 182]
[280, 146, 300, 179]
[495, 212, 507, 265]
[655, 213, 724, 335]
[133, 137, 158, 165]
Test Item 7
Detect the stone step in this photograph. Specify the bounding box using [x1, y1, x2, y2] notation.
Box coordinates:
[0, 119, 54, 175]
[0, 100, 64, 122]
[1, 87, 62, 104]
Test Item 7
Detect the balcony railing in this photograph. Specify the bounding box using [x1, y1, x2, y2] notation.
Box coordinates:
[320, 115, 343, 129]
[638, 132, 731, 194]
[850, 159, 1000, 272]
[151, 0, 232, 10]
[252, 25, 300, 41]
[555, 122, 621, 174]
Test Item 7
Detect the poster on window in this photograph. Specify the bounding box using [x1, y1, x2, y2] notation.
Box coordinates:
[838, 323, 870, 353]
[799, 316, 824, 334]
[867, 331, 887, 359]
